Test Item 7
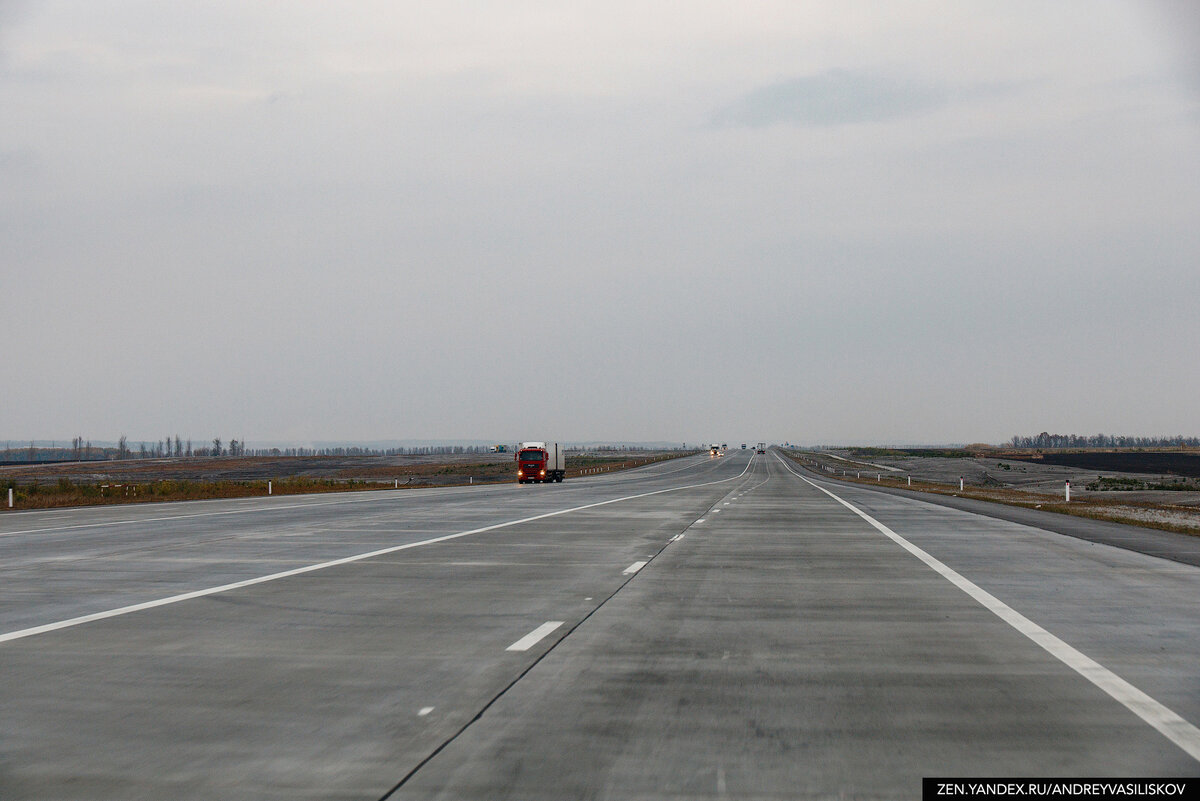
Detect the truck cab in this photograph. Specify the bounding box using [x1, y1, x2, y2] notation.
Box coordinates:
[516, 441, 565, 483]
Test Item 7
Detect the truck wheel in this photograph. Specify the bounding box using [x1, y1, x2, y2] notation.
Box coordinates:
[556, 476, 563, 483]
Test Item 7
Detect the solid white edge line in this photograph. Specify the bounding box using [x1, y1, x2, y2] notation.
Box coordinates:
[623, 560, 648, 575]
[0, 456, 754, 645]
[0, 452, 717, 538]
[775, 453, 1200, 764]
[506, 621, 564, 651]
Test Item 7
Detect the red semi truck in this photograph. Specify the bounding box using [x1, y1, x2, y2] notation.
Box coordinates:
[516, 441, 565, 484]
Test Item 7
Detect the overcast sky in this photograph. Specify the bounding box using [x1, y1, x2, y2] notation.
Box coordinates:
[2, 1, 1198, 446]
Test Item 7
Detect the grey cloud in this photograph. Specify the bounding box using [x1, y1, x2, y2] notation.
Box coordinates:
[0, 146, 40, 179]
[1145, 0, 1200, 94]
[713, 69, 990, 127]
[3, 4, 1198, 444]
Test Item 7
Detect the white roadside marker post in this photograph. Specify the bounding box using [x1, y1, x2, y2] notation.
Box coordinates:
[959, 476, 964, 491]
[7, 487, 12, 508]
[268, 481, 272, 495]
[907, 475, 911, 486]
[1065, 480, 1070, 502]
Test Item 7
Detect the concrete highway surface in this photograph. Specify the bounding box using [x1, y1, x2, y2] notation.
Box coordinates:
[1, 450, 1197, 799]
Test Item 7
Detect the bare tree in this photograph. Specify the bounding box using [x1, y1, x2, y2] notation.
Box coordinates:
[212, 437, 222, 457]
[186, 439, 192, 457]
[117, 435, 128, 460]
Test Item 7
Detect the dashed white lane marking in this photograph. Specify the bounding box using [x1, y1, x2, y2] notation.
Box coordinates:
[696, 518, 706, 524]
[669, 534, 684, 542]
[0, 459, 754, 645]
[418, 707, 434, 717]
[775, 453, 1200, 764]
[623, 560, 648, 575]
[506, 621, 564, 652]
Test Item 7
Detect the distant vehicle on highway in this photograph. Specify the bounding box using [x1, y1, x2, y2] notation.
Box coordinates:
[757, 442, 766, 454]
[710, 445, 720, 457]
[516, 442, 565, 484]
[741, 444, 747, 449]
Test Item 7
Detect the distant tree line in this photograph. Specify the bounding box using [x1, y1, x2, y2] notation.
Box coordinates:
[246, 445, 491, 457]
[2, 440, 497, 462]
[1010, 433, 1200, 449]
[2, 434, 215, 462]
[3, 440, 672, 463]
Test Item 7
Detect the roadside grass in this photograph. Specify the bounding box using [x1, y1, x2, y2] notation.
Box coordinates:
[847, 446, 973, 459]
[566, 451, 699, 476]
[1085, 476, 1200, 492]
[0, 451, 696, 511]
[782, 451, 1200, 537]
[0, 476, 401, 510]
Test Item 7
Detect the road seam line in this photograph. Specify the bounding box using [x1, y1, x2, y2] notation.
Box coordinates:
[376, 451, 762, 800]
